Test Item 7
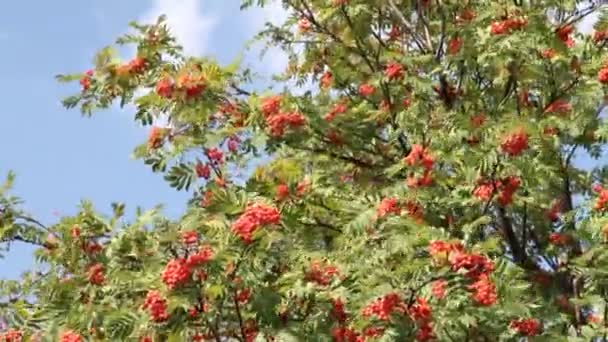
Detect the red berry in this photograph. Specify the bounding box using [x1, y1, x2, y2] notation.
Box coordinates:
[155, 77, 174, 98]
[358, 84, 376, 97]
[447, 37, 462, 55]
[231, 203, 281, 244]
[298, 18, 311, 32]
[181, 230, 199, 245]
[510, 318, 541, 336]
[377, 198, 400, 218]
[60, 330, 82, 342]
[195, 162, 211, 179]
[87, 263, 105, 285]
[275, 184, 290, 201]
[468, 275, 497, 306]
[384, 62, 404, 80]
[501, 129, 529, 156]
[143, 290, 169, 322]
[161, 258, 191, 289]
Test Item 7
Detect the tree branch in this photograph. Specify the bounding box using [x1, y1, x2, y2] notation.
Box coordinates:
[386, 0, 429, 52]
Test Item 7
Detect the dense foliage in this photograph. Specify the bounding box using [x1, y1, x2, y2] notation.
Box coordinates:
[2, 0, 608, 340]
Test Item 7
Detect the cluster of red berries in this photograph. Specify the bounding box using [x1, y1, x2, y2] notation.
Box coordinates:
[177, 73, 206, 98]
[194, 147, 224, 180]
[592, 184, 608, 211]
[361, 293, 406, 321]
[377, 198, 400, 218]
[70, 225, 81, 238]
[406, 170, 433, 188]
[227, 135, 240, 152]
[384, 62, 405, 81]
[275, 181, 308, 201]
[188, 246, 215, 268]
[470, 113, 486, 128]
[556, 25, 574, 47]
[324, 102, 347, 122]
[217, 102, 243, 125]
[541, 48, 557, 59]
[320, 71, 333, 88]
[83, 241, 103, 255]
[332, 298, 348, 323]
[200, 190, 213, 208]
[409, 298, 432, 322]
[305, 260, 340, 286]
[490, 17, 527, 35]
[181, 230, 198, 245]
[331, 327, 360, 342]
[409, 298, 434, 341]
[195, 162, 211, 179]
[548, 232, 569, 246]
[599, 66, 608, 84]
[143, 290, 169, 322]
[79, 70, 94, 91]
[161, 258, 191, 289]
[261, 95, 281, 116]
[60, 330, 82, 342]
[360, 294, 434, 341]
[331, 297, 386, 340]
[500, 129, 529, 156]
[87, 263, 105, 285]
[544, 99, 572, 114]
[206, 147, 224, 165]
[388, 25, 401, 41]
[468, 275, 498, 306]
[594, 29, 608, 42]
[298, 17, 312, 32]
[260, 96, 306, 137]
[429, 241, 497, 306]
[405, 201, 425, 223]
[358, 84, 376, 97]
[428, 240, 463, 263]
[266, 112, 306, 137]
[451, 252, 494, 280]
[147, 126, 166, 150]
[447, 37, 462, 55]
[235, 288, 252, 304]
[326, 129, 344, 144]
[376, 198, 424, 223]
[155, 77, 173, 98]
[473, 176, 521, 206]
[0, 329, 22, 342]
[331, 326, 384, 342]
[115, 56, 147, 76]
[510, 318, 541, 336]
[404, 144, 434, 188]
[455, 8, 476, 24]
[231, 203, 281, 244]
[155, 71, 206, 100]
[431, 280, 447, 299]
[404, 144, 434, 169]
[161, 245, 215, 289]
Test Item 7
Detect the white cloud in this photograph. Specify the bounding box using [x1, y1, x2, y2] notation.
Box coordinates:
[247, 1, 289, 28]
[243, 2, 290, 76]
[122, 0, 218, 127]
[140, 0, 217, 56]
[578, 12, 598, 34]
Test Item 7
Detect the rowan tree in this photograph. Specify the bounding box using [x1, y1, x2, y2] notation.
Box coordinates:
[2, 0, 608, 341]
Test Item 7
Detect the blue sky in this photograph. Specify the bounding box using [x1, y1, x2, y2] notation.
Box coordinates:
[0, 0, 288, 279]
